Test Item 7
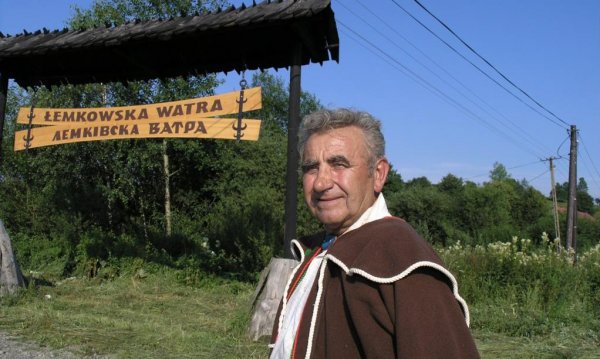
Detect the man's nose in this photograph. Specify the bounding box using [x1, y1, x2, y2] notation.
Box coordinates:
[313, 167, 333, 192]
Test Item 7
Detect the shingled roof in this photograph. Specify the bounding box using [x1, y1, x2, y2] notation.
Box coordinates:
[0, 0, 339, 88]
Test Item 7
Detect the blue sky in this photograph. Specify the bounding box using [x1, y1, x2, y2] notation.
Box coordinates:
[1, 0, 599, 199]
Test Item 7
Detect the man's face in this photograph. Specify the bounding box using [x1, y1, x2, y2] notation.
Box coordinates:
[302, 126, 388, 235]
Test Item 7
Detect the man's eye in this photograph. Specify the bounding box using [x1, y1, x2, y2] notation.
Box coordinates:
[302, 165, 318, 173]
[332, 162, 349, 169]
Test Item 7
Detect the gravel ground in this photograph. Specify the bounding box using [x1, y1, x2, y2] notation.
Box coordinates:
[0, 332, 111, 359]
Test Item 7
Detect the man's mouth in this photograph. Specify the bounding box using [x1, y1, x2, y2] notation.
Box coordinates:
[315, 196, 342, 207]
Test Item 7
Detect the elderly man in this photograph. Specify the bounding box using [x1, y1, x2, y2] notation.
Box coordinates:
[270, 109, 479, 358]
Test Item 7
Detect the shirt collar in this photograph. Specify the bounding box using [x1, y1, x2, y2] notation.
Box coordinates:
[344, 193, 391, 235]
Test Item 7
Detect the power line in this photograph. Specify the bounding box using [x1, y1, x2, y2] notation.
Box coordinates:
[336, 1, 586, 199]
[411, 0, 572, 129]
[578, 134, 600, 179]
[577, 133, 600, 195]
[527, 169, 550, 184]
[337, 21, 545, 159]
[555, 133, 570, 158]
[387, 0, 569, 130]
[544, 134, 567, 189]
[341, 0, 551, 157]
[466, 159, 544, 180]
[554, 158, 569, 182]
[508, 160, 547, 172]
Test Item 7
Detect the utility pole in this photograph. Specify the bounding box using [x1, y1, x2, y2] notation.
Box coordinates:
[548, 157, 561, 244]
[565, 125, 578, 256]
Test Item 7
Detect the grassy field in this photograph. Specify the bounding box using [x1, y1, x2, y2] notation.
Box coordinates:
[1, 265, 598, 359]
[0, 270, 269, 358]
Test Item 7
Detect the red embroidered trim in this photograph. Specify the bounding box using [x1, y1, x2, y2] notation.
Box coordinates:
[287, 246, 322, 301]
[289, 247, 322, 359]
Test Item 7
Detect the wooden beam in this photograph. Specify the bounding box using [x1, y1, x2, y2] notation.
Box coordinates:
[284, 43, 302, 258]
[0, 72, 8, 166]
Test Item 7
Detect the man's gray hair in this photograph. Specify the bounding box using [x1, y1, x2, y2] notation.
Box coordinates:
[298, 108, 386, 173]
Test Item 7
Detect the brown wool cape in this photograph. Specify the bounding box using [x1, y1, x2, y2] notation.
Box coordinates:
[271, 217, 480, 359]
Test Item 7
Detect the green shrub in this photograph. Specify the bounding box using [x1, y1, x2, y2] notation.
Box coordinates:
[579, 244, 600, 309]
[13, 232, 73, 279]
[577, 218, 600, 252]
[439, 233, 598, 336]
[203, 186, 281, 279]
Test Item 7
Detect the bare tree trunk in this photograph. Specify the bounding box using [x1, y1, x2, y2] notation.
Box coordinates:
[140, 197, 149, 244]
[106, 179, 114, 232]
[163, 139, 172, 237]
[0, 220, 26, 296]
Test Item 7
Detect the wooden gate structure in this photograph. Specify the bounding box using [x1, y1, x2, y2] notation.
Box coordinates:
[0, 0, 339, 258]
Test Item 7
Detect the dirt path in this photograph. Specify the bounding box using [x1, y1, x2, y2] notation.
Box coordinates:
[0, 332, 111, 359]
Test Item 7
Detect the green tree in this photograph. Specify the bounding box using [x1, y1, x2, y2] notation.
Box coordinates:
[406, 176, 432, 188]
[0, 0, 247, 278]
[577, 177, 589, 193]
[511, 184, 549, 233]
[383, 165, 403, 194]
[578, 191, 595, 214]
[459, 181, 514, 244]
[554, 181, 569, 203]
[576, 177, 594, 213]
[387, 185, 451, 245]
[554, 179, 594, 214]
[489, 161, 511, 182]
[200, 71, 323, 277]
[438, 173, 463, 194]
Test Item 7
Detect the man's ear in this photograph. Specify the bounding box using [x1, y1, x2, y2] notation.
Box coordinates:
[373, 157, 390, 193]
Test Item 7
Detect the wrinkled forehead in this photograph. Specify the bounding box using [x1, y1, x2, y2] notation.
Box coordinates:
[303, 126, 370, 160]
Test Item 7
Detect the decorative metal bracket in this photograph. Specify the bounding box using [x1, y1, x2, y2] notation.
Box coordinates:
[24, 92, 37, 150]
[233, 77, 248, 141]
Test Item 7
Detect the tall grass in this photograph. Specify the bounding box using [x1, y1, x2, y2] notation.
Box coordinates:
[0, 236, 598, 358]
[439, 233, 600, 358]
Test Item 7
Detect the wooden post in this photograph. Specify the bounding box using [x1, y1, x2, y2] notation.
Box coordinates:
[248, 258, 298, 341]
[0, 71, 8, 166]
[0, 220, 26, 295]
[283, 43, 302, 258]
[249, 45, 303, 341]
[549, 157, 560, 243]
[566, 125, 578, 255]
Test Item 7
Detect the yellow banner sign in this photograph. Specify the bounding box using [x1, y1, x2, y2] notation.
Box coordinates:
[14, 118, 261, 151]
[17, 87, 261, 126]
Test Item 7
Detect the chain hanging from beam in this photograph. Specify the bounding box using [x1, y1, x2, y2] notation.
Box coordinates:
[23, 87, 39, 151]
[233, 72, 248, 141]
